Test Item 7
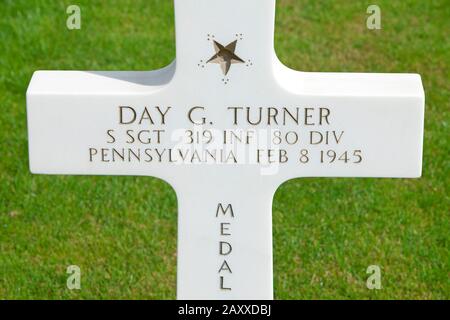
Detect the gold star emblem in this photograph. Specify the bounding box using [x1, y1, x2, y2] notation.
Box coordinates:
[207, 40, 245, 76]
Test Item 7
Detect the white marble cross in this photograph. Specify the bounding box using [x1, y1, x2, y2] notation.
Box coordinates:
[27, 0, 425, 300]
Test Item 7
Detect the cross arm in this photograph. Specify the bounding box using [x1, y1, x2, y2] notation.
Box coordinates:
[269, 66, 425, 182]
[26, 65, 177, 179]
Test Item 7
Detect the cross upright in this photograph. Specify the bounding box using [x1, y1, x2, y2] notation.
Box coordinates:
[27, 0, 425, 300]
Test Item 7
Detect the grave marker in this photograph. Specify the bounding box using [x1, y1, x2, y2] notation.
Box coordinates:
[27, 0, 425, 299]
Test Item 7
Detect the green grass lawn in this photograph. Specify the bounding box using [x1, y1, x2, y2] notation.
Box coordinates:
[0, 0, 448, 299]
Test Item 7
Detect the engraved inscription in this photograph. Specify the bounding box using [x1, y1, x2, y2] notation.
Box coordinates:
[87, 105, 363, 167]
